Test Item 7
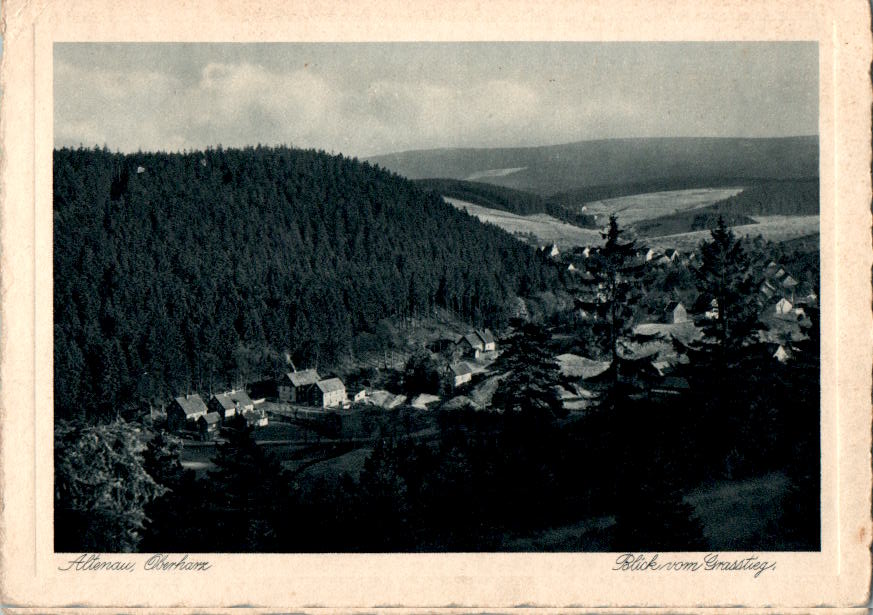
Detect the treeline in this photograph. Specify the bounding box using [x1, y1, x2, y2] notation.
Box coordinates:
[54, 146, 558, 420]
[414, 178, 596, 227]
[708, 179, 820, 216]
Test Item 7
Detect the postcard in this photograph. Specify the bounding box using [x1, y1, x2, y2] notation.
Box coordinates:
[1, 0, 870, 611]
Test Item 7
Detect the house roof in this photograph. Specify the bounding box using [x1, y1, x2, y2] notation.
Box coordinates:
[665, 301, 684, 312]
[460, 333, 484, 349]
[781, 275, 798, 288]
[211, 393, 235, 410]
[285, 369, 320, 387]
[214, 390, 254, 409]
[173, 394, 208, 416]
[450, 362, 473, 376]
[316, 377, 345, 393]
[200, 412, 221, 425]
[476, 329, 496, 345]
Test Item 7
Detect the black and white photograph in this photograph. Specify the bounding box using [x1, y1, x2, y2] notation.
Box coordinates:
[52, 41, 823, 554]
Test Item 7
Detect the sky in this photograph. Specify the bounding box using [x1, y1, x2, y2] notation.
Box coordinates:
[54, 42, 818, 158]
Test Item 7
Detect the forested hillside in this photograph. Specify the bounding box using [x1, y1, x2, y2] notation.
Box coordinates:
[54, 147, 556, 420]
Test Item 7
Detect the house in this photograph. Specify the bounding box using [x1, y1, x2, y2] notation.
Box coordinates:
[664, 301, 689, 324]
[197, 412, 221, 440]
[775, 297, 794, 315]
[242, 408, 268, 427]
[208, 389, 255, 421]
[664, 249, 680, 262]
[456, 332, 485, 359]
[567, 263, 576, 272]
[781, 275, 799, 300]
[168, 394, 209, 432]
[476, 329, 497, 352]
[582, 246, 591, 258]
[705, 298, 720, 320]
[277, 369, 320, 403]
[353, 389, 368, 403]
[548, 243, 560, 258]
[136, 165, 145, 174]
[645, 248, 658, 262]
[760, 279, 777, 299]
[314, 377, 346, 408]
[774, 345, 791, 363]
[448, 362, 473, 388]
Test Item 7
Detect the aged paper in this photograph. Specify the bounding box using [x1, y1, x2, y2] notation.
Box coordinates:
[1, 0, 871, 610]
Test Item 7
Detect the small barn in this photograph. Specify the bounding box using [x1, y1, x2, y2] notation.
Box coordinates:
[277, 369, 320, 403]
[314, 377, 346, 408]
[775, 297, 794, 315]
[168, 394, 209, 432]
[664, 301, 689, 324]
[197, 412, 221, 440]
[448, 362, 473, 388]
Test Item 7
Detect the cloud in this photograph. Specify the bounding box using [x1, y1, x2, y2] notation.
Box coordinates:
[54, 43, 818, 155]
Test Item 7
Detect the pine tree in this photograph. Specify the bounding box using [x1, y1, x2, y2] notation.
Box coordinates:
[207, 416, 288, 551]
[587, 215, 646, 407]
[55, 418, 166, 552]
[694, 217, 759, 357]
[492, 322, 564, 418]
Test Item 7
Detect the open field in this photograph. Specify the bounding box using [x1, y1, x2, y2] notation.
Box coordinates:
[297, 447, 373, 484]
[582, 187, 745, 226]
[647, 215, 819, 251]
[465, 167, 526, 181]
[446, 197, 602, 248]
[448, 195, 818, 252]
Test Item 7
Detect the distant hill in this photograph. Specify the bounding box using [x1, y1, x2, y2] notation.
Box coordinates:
[414, 178, 596, 227]
[53, 146, 558, 419]
[367, 137, 819, 196]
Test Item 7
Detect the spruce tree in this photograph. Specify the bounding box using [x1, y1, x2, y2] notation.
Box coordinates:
[492, 322, 564, 418]
[587, 215, 646, 407]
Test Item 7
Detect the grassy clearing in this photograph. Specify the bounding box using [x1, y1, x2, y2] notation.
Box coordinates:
[297, 447, 373, 484]
[446, 197, 602, 248]
[583, 187, 745, 226]
[647, 215, 819, 251]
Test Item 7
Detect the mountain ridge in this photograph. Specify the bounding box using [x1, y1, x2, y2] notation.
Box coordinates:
[367, 136, 819, 196]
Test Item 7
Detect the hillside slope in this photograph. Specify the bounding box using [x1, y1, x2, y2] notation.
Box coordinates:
[368, 136, 819, 196]
[54, 146, 557, 418]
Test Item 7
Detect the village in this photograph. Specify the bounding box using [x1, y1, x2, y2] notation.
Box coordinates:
[161, 238, 816, 459]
